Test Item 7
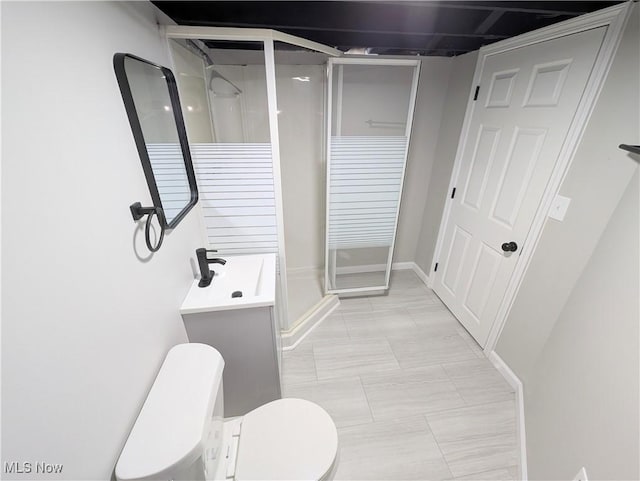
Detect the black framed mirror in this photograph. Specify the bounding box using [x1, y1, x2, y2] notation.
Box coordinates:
[114, 53, 198, 232]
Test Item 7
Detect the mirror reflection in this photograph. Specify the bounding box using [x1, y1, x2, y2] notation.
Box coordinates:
[114, 53, 198, 228]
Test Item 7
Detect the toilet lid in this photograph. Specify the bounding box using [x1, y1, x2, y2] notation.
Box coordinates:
[235, 398, 338, 481]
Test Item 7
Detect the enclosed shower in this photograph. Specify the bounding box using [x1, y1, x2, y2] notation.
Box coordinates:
[166, 28, 419, 334]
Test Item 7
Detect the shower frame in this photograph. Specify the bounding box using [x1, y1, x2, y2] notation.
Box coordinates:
[324, 57, 421, 296]
[164, 26, 341, 330]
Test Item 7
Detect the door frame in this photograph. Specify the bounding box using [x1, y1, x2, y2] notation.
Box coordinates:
[164, 26, 341, 330]
[428, 3, 632, 352]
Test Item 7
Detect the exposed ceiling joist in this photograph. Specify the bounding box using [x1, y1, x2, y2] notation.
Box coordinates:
[475, 10, 505, 35]
[359, 1, 591, 16]
[183, 21, 509, 40]
[153, 1, 622, 57]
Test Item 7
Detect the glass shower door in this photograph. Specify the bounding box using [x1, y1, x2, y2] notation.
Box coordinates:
[167, 26, 341, 331]
[325, 59, 420, 294]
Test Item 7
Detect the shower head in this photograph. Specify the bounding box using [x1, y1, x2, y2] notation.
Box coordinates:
[206, 67, 243, 95]
[185, 39, 214, 67]
[181, 39, 243, 95]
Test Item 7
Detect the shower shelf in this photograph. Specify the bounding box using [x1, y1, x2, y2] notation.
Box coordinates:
[619, 144, 640, 155]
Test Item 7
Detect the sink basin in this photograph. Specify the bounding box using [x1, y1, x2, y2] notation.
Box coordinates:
[180, 253, 276, 314]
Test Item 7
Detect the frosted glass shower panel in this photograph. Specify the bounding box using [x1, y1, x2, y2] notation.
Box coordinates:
[326, 61, 419, 293]
[176, 43, 278, 256]
[273, 43, 330, 324]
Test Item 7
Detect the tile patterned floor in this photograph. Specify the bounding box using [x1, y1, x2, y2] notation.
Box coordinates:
[282, 270, 519, 480]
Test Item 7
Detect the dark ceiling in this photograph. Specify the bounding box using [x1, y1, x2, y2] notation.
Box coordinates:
[152, 1, 623, 56]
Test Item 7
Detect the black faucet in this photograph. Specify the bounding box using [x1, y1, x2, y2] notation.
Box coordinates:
[196, 248, 227, 287]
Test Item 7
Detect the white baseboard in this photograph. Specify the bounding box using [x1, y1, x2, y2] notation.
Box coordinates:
[287, 266, 322, 277]
[488, 351, 528, 481]
[334, 261, 430, 286]
[394, 261, 430, 287]
[391, 261, 415, 270]
[408, 262, 430, 286]
[281, 295, 340, 351]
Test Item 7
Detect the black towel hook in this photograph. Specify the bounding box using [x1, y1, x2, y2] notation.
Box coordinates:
[619, 144, 640, 157]
[130, 202, 166, 252]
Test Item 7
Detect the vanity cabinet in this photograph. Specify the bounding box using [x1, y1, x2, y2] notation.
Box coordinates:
[181, 306, 281, 417]
[179, 253, 281, 417]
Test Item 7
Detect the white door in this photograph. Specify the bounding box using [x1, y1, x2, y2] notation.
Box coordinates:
[433, 26, 606, 347]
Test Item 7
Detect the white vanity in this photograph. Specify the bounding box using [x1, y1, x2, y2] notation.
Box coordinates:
[180, 253, 281, 417]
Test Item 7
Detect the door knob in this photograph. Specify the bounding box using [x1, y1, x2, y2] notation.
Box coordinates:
[501, 241, 518, 252]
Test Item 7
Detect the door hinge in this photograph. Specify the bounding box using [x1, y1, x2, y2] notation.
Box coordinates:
[434, 262, 439, 272]
[473, 85, 480, 101]
[451, 187, 456, 199]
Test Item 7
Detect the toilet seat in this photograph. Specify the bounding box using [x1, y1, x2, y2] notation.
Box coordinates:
[234, 398, 338, 481]
[114, 344, 339, 481]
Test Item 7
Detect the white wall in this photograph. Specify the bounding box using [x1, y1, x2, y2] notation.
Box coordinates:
[526, 169, 639, 480]
[395, 57, 455, 263]
[414, 51, 478, 272]
[335, 63, 415, 136]
[494, 7, 639, 479]
[2, 2, 203, 479]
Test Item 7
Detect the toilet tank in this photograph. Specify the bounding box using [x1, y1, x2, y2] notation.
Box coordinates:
[115, 344, 225, 481]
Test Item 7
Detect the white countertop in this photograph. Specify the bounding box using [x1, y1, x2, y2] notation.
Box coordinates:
[180, 253, 276, 315]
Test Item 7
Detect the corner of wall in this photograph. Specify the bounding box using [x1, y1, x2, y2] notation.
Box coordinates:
[413, 50, 479, 273]
[394, 57, 453, 263]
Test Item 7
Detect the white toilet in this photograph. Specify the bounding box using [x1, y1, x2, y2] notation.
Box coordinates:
[115, 343, 338, 481]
